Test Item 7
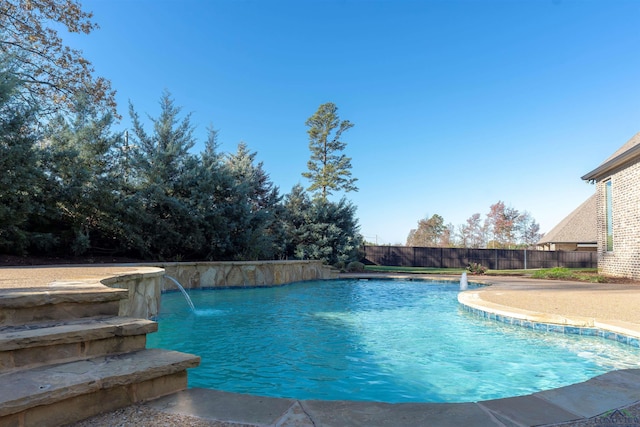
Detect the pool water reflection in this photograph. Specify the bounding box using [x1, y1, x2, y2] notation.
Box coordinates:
[147, 279, 640, 403]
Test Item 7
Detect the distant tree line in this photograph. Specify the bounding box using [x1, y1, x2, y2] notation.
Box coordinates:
[406, 201, 543, 249]
[0, 81, 362, 264]
[1, 1, 363, 264]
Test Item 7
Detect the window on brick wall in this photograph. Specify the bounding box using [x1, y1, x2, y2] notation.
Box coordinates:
[605, 180, 613, 252]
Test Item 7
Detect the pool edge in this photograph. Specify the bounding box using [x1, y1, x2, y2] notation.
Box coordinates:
[145, 368, 640, 426]
[458, 290, 640, 347]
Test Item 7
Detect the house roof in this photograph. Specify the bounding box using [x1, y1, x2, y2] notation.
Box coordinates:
[538, 194, 596, 244]
[582, 131, 640, 182]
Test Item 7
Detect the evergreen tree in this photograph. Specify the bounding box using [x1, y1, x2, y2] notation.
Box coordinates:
[302, 102, 357, 200]
[224, 142, 281, 260]
[41, 94, 123, 255]
[280, 184, 312, 258]
[300, 197, 362, 265]
[183, 126, 238, 260]
[127, 91, 201, 259]
[0, 67, 45, 254]
[282, 185, 362, 265]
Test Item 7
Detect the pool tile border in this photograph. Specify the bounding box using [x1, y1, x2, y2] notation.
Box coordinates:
[459, 303, 640, 348]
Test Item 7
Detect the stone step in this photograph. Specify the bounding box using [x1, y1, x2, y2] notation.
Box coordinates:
[0, 287, 128, 326]
[0, 316, 158, 371]
[0, 348, 201, 427]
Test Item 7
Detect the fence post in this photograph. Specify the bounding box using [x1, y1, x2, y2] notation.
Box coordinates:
[524, 249, 527, 270]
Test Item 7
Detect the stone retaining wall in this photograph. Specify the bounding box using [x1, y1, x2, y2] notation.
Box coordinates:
[160, 260, 336, 291]
[102, 270, 165, 320]
[105, 260, 336, 319]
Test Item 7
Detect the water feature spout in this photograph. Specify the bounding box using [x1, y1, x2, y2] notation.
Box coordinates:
[460, 271, 468, 291]
[164, 275, 196, 312]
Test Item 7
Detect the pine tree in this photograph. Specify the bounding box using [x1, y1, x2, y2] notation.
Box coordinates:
[0, 68, 44, 254]
[187, 126, 236, 259]
[302, 102, 357, 200]
[41, 94, 123, 255]
[224, 142, 281, 260]
[127, 91, 201, 259]
[281, 185, 362, 265]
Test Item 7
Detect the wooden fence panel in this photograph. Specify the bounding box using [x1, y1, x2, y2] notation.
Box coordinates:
[560, 251, 597, 268]
[362, 246, 596, 269]
[413, 247, 441, 267]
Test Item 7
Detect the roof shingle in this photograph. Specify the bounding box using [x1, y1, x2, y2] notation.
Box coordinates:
[538, 194, 596, 244]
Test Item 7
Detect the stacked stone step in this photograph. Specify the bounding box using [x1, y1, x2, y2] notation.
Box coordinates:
[0, 286, 200, 427]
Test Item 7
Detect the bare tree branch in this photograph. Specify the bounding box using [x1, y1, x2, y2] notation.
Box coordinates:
[0, 0, 116, 116]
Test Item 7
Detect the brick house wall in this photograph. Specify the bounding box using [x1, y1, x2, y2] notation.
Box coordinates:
[595, 157, 640, 279]
[585, 133, 640, 280]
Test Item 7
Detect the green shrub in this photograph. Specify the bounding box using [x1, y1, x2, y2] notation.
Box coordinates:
[531, 267, 573, 280]
[532, 267, 610, 283]
[333, 261, 346, 272]
[577, 273, 608, 283]
[346, 261, 365, 272]
[466, 262, 487, 275]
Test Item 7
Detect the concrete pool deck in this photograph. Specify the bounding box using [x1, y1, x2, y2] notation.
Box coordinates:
[2, 267, 640, 426]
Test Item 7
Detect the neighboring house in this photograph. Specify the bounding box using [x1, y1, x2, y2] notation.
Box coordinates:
[537, 194, 596, 251]
[581, 131, 640, 280]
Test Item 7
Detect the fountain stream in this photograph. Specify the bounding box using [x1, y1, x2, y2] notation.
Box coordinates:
[459, 271, 468, 291]
[164, 275, 196, 312]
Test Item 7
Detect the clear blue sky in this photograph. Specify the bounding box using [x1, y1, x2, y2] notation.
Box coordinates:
[71, 0, 639, 245]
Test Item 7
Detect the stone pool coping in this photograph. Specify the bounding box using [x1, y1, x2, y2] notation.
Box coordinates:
[3, 268, 640, 426]
[458, 286, 640, 348]
[0, 264, 163, 289]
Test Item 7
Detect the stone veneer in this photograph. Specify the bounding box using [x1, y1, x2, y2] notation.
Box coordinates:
[104, 260, 336, 319]
[102, 270, 165, 320]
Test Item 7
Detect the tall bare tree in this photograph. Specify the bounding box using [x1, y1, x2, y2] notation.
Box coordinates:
[0, 0, 116, 115]
[406, 214, 446, 247]
[460, 213, 485, 248]
[485, 201, 520, 249]
[516, 211, 542, 248]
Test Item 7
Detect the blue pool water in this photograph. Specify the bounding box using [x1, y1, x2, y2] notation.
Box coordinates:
[147, 279, 640, 403]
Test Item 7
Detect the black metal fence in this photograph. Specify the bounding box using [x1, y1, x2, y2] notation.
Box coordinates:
[362, 245, 597, 269]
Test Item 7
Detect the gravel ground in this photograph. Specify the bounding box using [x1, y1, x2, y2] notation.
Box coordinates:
[551, 401, 640, 427]
[65, 403, 254, 427]
[65, 400, 640, 427]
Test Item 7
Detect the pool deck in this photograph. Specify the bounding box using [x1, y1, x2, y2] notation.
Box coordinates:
[2, 267, 640, 426]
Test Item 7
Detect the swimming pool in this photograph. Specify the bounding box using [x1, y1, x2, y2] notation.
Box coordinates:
[147, 279, 640, 403]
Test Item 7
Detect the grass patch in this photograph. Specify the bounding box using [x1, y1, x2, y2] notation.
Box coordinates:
[483, 269, 529, 276]
[531, 267, 574, 280]
[363, 265, 466, 275]
[530, 267, 605, 283]
[363, 265, 607, 282]
[364, 265, 527, 276]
